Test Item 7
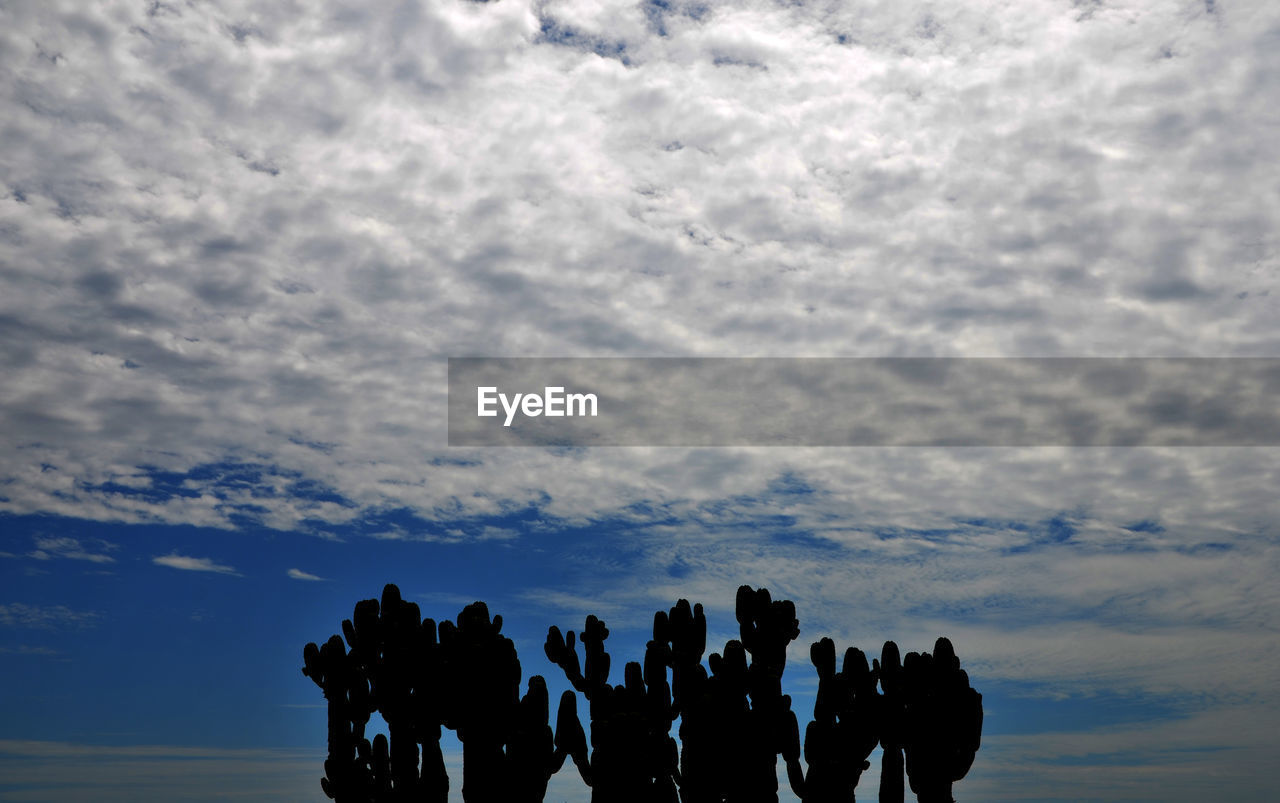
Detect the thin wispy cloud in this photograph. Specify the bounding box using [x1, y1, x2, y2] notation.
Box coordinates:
[0, 602, 99, 629]
[0, 645, 62, 656]
[285, 568, 324, 581]
[152, 554, 241, 576]
[0, 740, 323, 803]
[29, 536, 117, 563]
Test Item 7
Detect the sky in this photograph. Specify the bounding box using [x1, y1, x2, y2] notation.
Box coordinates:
[1, 0, 1279, 800]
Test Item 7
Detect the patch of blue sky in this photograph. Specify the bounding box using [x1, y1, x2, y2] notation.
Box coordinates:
[1035, 745, 1231, 767]
[0, 511, 590, 750]
[641, 0, 672, 37]
[1123, 519, 1165, 534]
[285, 436, 337, 454]
[1175, 541, 1234, 554]
[1044, 514, 1078, 543]
[764, 471, 820, 499]
[534, 15, 631, 65]
[85, 476, 203, 502]
[694, 503, 799, 530]
[978, 680, 1192, 736]
[641, 0, 710, 35]
[0, 501, 1231, 791]
[426, 455, 483, 468]
[81, 461, 351, 506]
[618, 498, 684, 524]
[764, 528, 845, 551]
[957, 516, 1034, 531]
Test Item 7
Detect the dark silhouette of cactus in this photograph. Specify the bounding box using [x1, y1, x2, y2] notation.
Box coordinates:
[662, 598, 715, 802]
[544, 613, 681, 802]
[304, 585, 983, 802]
[730, 585, 802, 803]
[437, 599, 522, 800]
[544, 585, 807, 803]
[302, 633, 375, 801]
[508, 676, 574, 801]
[898, 639, 983, 803]
[302, 585, 449, 802]
[876, 641, 906, 803]
[781, 638, 881, 802]
[303, 584, 576, 802]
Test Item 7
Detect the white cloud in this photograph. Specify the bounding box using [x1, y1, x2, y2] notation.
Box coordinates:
[0, 602, 99, 629]
[28, 535, 117, 563]
[0, 0, 1275, 532]
[964, 704, 1280, 801]
[152, 553, 241, 576]
[0, 645, 62, 655]
[286, 568, 325, 581]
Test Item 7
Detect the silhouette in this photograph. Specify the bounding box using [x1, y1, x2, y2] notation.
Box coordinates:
[303, 584, 983, 802]
[898, 640, 983, 803]
[544, 611, 682, 802]
[302, 584, 577, 801]
[877, 641, 906, 803]
[781, 638, 881, 802]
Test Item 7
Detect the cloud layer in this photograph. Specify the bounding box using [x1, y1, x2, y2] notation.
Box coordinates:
[2, 0, 1278, 528]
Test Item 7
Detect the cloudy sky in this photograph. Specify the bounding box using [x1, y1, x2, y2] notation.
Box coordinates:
[2, 0, 1279, 799]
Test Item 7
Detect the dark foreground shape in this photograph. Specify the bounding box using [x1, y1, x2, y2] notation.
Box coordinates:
[303, 584, 982, 802]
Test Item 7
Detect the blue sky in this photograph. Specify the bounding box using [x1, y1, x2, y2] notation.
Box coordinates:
[3, 0, 1280, 800]
[1, 494, 1259, 801]
[4, 457, 1279, 800]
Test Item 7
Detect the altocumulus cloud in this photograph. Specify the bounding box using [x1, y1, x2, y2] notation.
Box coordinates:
[1, 0, 1277, 532]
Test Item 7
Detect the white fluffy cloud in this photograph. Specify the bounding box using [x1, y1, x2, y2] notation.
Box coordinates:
[1, 0, 1277, 529]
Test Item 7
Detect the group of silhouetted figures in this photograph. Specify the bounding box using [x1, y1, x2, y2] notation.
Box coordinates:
[303, 584, 982, 803]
